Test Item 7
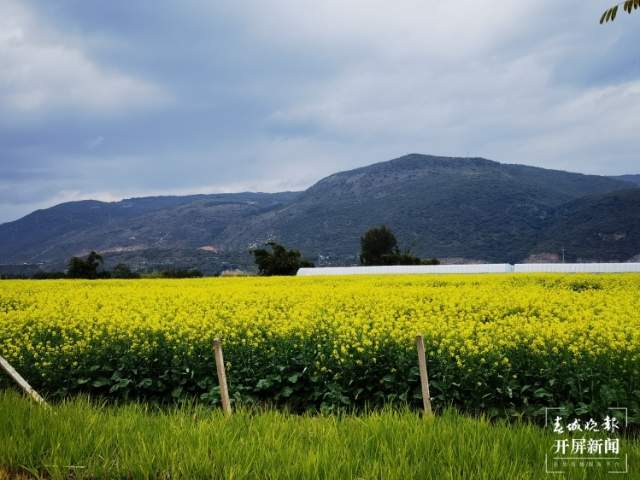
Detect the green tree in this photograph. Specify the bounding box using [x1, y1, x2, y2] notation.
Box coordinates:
[422, 258, 441, 266]
[251, 242, 314, 276]
[111, 263, 140, 279]
[67, 251, 105, 279]
[360, 226, 437, 266]
[390, 252, 422, 266]
[601, 1, 639, 23]
[160, 269, 203, 278]
[360, 226, 398, 266]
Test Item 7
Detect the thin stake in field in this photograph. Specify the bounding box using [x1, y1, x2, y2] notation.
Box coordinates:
[416, 335, 433, 416]
[213, 339, 231, 415]
[0, 355, 48, 407]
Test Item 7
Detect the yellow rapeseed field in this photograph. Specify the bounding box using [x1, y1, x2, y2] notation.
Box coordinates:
[1, 274, 639, 418]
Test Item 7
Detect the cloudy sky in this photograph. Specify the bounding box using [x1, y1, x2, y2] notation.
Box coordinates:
[1, 1, 639, 223]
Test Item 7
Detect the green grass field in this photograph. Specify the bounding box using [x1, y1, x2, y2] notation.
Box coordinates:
[1, 390, 638, 479]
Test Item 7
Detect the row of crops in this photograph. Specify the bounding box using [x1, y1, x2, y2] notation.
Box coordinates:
[1, 274, 639, 421]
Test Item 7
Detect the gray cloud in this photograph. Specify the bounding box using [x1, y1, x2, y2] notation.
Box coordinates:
[1, 0, 639, 223]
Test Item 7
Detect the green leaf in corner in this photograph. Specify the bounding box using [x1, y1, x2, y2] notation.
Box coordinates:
[600, 10, 608, 23]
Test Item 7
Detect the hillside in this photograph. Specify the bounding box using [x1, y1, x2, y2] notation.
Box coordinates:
[612, 174, 640, 186]
[0, 154, 637, 272]
[529, 188, 640, 262]
[0, 192, 298, 269]
[217, 155, 634, 263]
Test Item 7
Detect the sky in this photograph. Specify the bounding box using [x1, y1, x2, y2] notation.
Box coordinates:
[1, 0, 639, 223]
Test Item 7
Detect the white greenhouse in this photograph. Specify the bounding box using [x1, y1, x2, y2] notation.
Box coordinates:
[297, 263, 640, 276]
[297, 264, 514, 276]
[513, 263, 640, 273]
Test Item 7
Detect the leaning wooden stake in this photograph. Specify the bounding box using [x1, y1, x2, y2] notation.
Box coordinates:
[213, 339, 231, 415]
[0, 355, 48, 407]
[415, 335, 433, 416]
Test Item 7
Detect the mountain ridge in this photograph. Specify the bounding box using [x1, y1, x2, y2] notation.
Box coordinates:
[1, 154, 638, 273]
[612, 174, 640, 186]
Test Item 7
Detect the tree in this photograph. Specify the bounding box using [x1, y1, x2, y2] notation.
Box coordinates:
[111, 263, 140, 279]
[360, 226, 437, 266]
[251, 242, 314, 276]
[391, 252, 423, 266]
[359, 226, 398, 266]
[422, 258, 441, 266]
[601, 1, 639, 23]
[67, 251, 105, 279]
[160, 268, 203, 278]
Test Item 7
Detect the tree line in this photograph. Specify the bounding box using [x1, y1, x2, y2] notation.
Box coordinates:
[1, 225, 437, 279]
[67, 253, 203, 279]
[251, 225, 439, 276]
[1, 252, 204, 280]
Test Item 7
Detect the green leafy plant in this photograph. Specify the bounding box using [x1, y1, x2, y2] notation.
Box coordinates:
[601, 1, 639, 23]
[251, 242, 314, 276]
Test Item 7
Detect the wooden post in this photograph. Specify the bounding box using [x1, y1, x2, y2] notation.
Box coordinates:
[0, 355, 48, 407]
[213, 339, 231, 415]
[415, 335, 433, 416]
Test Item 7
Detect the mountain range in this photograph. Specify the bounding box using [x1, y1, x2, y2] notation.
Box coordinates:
[1, 154, 639, 274]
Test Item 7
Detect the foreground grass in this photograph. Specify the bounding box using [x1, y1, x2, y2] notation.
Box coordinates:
[0, 391, 637, 479]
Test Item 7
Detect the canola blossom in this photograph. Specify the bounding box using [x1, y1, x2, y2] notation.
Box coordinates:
[0, 274, 639, 420]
